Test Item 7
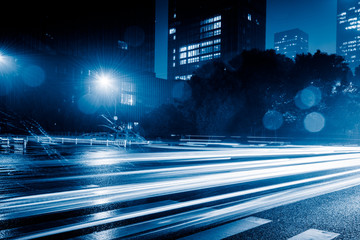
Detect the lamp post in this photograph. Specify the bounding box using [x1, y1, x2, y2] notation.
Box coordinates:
[95, 72, 118, 122]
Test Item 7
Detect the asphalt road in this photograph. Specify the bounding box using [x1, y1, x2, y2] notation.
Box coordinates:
[1, 142, 360, 239]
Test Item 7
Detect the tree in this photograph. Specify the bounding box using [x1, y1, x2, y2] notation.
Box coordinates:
[140, 104, 195, 139]
[141, 49, 356, 141]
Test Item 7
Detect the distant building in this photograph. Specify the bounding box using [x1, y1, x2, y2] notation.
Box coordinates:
[0, 3, 176, 131]
[337, 0, 360, 72]
[167, 0, 267, 81]
[274, 28, 309, 59]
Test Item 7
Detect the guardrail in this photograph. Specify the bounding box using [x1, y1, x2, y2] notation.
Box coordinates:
[27, 136, 129, 147]
[0, 135, 150, 150]
[0, 137, 27, 152]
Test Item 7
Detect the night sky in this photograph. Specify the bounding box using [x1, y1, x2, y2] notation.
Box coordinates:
[266, 0, 337, 54]
[155, 0, 338, 79]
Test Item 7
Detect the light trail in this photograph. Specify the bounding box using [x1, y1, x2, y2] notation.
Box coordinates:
[3, 151, 360, 219]
[3, 145, 360, 239]
[7, 169, 360, 240]
[25, 152, 360, 183]
[12, 145, 359, 167]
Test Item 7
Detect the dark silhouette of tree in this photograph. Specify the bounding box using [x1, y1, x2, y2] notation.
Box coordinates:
[228, 49, 294, 135]
[141, 49, 359, 141]
[140, 104, 195, 139]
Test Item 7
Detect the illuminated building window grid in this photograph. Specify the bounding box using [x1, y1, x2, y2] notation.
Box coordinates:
[175, 74, 193, 80]
[338, 6, 360, 31]
[178, 38, 221, 65]
[200, 15, 222, 39]
[200, 15, 221, 25]
[174, 14, 223, 72]
[337, 4, 360, 66]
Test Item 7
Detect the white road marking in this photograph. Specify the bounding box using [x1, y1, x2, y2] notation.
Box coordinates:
[288, 229, 340, 240]
[178, 217, 272, 240]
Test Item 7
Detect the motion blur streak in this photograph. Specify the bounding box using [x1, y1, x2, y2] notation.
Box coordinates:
[2, 145, 360, 239]
[24, 152, 360, 182]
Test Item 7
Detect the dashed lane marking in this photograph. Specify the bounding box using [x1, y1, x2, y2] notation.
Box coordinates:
[178, 216, 272, 240]
[288, 229, 340, 240]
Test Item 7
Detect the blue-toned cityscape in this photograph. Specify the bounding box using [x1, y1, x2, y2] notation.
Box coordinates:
[1, 0, 360, 239]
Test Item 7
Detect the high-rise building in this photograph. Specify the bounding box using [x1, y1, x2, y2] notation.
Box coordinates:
[274, 28, 309, 59]
[337, 0, 360, 72]
[0, 3, 175, 130]
[167, 0, 266, 81]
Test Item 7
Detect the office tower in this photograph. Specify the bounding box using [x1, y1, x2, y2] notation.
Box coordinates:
[274, 28, 309, 59]
[0, 3, 176, 129]
[167, 0, 266, 80]
[337, 0, 360, 72]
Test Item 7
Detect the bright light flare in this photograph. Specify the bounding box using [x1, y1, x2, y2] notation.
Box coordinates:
[96, 73, 113, 89]
[0, 52, 5, 63]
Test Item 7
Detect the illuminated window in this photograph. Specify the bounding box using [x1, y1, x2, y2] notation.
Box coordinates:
[214, 44, 221, 52]
[201, 40, 213, 47]
[201, 54, 213, 61]
[179, 74, 192, 80]
[214, 29, 221, 36]
[188, 43, 200, 50]
[201, 46, 213, 54]
[180, 59, 187, 65]
[201, 15, 221, 25]
[188, 57, 199, 64]
[201, 22, 221, 33]
[214, 53, 221, 58]
[214, 21, 221, 29]
[200, 24, 214, 33]
[180, 52, 187, 59]
[121, 94, 135, 106]
[188, 49, 199, 57]
[173, 48, 176, 53]
[201, 17, 214, 25]
[169, 28, 176, 34]
[248, 13, 252, 21]
[180, 46, 187, 52]
[200, 31, 214, 39]
[214, 39, 221, 44]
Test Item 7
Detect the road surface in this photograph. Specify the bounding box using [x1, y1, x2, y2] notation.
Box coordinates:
[1, 143, 360, 239]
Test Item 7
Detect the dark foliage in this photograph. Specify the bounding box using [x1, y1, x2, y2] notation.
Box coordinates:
[141, 49, 360, 140]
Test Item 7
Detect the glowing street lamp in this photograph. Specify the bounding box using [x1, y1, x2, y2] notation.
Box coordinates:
[94, 71, 119, 121]
[0, 51, 17, 74]
[96, 73, 113, 89]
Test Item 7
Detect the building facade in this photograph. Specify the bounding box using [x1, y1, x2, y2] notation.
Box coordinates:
[274, 28, 309, 59]
[337, 0, 360, 72]
[167, 0, 266, 81]
[0, 3, 176, 132]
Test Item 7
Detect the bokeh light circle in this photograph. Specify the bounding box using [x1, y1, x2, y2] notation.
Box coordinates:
[304, 112, 325, 133]
[295, 86, 322, 109]
[22, 65, 45, 87]
[263, 110, 283, 130]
